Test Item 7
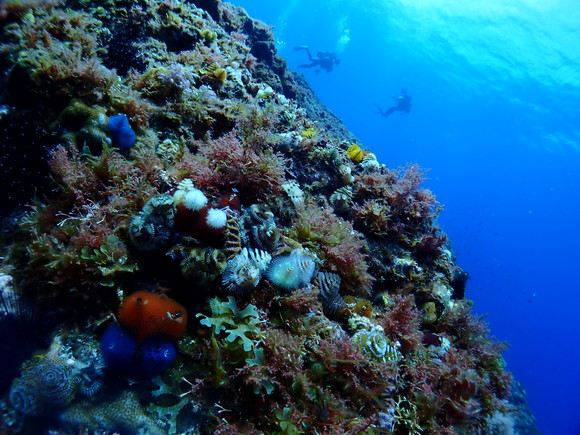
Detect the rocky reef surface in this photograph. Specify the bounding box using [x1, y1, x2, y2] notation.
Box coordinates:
[0, 0, 539, 433]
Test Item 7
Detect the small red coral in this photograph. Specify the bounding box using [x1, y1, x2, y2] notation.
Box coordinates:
[218, 191, 241, 211]
[118, 290, 187, 342]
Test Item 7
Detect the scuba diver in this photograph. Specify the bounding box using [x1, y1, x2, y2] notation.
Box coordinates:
[294, 46, 340, 73]
[376, 89, 412, 117]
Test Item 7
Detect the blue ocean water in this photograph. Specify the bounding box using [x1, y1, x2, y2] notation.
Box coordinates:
[230, 1, 580, 433]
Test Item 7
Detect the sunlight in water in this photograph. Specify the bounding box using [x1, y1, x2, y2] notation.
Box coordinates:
[375, 0, 580, 93]
[335, 15, 351, 53]
[273, 0, 300, 47]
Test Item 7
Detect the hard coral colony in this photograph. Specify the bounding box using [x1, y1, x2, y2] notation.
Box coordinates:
[0, 0, 531, 434]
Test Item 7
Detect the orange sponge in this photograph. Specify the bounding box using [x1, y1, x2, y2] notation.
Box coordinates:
[118, 290, 187, 342]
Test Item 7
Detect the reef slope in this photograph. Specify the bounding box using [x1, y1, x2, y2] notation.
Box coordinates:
[0, 0, 538, 433]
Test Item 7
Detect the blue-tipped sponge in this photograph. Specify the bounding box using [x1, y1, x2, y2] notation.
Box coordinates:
[100, 324, 177, 377]
[137, 338, 177, 376]
[100, 324, 137, 374]
[107, 114, 136, 150]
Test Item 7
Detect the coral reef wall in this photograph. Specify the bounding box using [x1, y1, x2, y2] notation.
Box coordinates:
[0, 0, 538, 433]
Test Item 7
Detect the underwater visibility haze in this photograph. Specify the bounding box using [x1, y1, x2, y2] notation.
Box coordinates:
[0, 0, 578, 433]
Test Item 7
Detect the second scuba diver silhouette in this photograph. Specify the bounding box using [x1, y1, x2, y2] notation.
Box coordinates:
[376, 89, 412, 117]
[294, 46, 340, 73]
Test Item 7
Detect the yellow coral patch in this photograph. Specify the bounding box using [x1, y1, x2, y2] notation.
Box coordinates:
[422, 301, 438, 325]
[300, 127, 318, 139]
[346, 144, 365, 164]
[212, 67, 227, 83]
[201, 63, 228, 84]
[200, 28, 217, 44]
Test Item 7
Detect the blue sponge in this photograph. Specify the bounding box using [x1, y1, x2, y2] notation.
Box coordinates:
[107, 114, 136, 150]
[137, 338, 177, 376]
[100, 324, 177, 377]
[100, 324, 137, 373]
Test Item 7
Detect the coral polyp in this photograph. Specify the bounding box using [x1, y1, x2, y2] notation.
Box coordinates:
[8, 378, 44, 416]
[129, 194, 176, 253]
[317, 271, 347, 319]
[180, 247, 227, 285]
[240, 203, 281, 251]
[266, 249, 317, 290]
[222, 247, 272, 294]
[204, 208, 228, 237]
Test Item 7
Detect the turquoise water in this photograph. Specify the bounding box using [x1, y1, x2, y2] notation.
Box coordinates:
[231, 1, 580, 433]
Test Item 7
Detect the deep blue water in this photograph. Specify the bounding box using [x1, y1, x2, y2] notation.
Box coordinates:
[231, 1, 580, 433]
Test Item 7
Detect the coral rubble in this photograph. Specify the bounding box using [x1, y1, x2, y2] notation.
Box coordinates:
[0, 0, 539, 433]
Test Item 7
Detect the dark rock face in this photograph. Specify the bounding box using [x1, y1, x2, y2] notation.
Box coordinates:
[0, 110, 53, 218]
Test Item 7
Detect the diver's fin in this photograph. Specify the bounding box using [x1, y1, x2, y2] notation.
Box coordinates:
[384, 107, 396, 117]
[377, 106, 396, 118]
[375, 104, 395, 117]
